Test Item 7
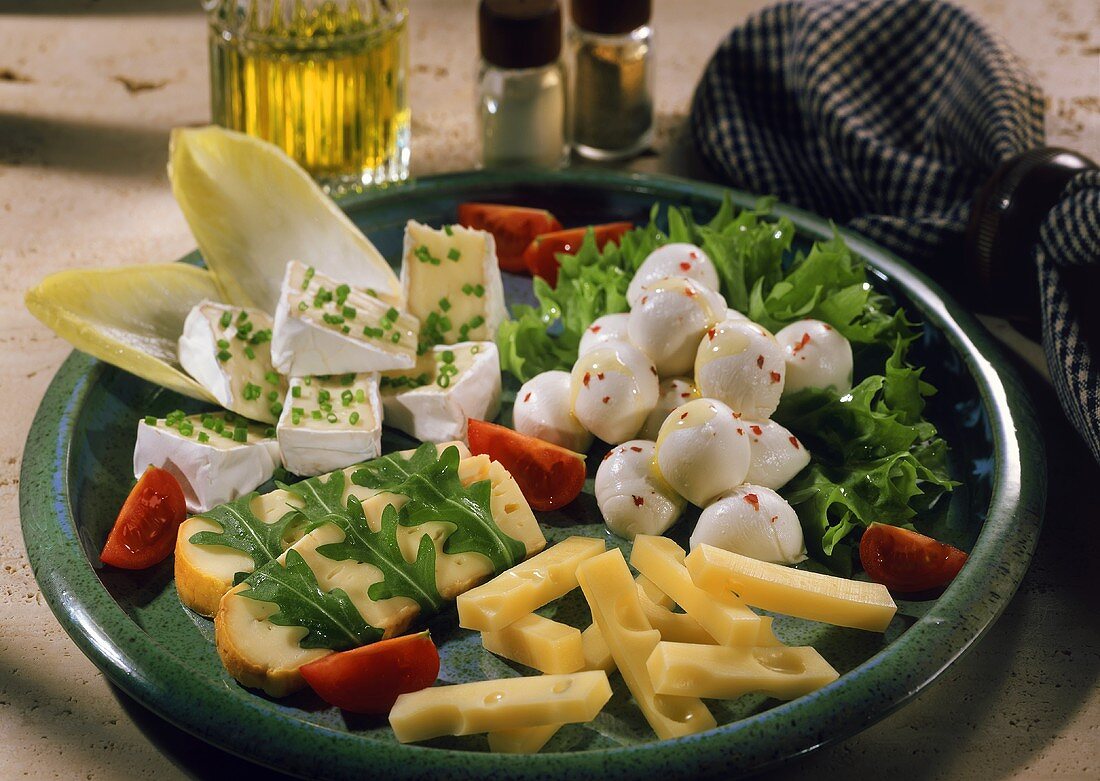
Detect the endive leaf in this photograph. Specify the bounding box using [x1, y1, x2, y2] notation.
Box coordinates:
[168, 126, 402, 314]
[25, 263, 220, 403]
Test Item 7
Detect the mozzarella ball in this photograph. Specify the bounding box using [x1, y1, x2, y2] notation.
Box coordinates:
[654, 398, 751, 507]
[690, 485, 807, 564]
[579, 312, 631, 357]
[596, 440, 686, 539]
[570, 341, 659, 444]
[743, 420, 811, 490]
[513, 371, 593, 453]
[694, 319, 786, 419]
[639, 377, 701, 440]
[775, 319, 854, 394]
[628, 277, 727, 376]
[627, 243, 719, 307]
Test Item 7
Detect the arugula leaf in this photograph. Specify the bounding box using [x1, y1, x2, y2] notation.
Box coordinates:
[281, 469, 353, 531]
[316, 497, 444, 613]
[239, 549, 382, 651]
[188, 493, 298, 570]
[352, 443, 526, 572]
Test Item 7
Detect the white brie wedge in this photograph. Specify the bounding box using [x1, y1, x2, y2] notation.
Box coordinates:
[277, 373, 384, 476]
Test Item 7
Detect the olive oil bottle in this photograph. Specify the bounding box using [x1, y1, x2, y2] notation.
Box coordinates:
[207, 0, 409, 193]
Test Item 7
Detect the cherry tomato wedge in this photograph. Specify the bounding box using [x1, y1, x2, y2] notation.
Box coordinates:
[522, 222, 633, 287]
[457, 203, 563, 274]
[100, 465, 187, 570]
[467, 418, 586, 512]
[300, 631, 440, 715]
[859, 523, 969, 594]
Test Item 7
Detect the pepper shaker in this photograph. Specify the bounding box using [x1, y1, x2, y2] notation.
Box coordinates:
[477, 0, 569, 169]
[569, 0, 654, 161]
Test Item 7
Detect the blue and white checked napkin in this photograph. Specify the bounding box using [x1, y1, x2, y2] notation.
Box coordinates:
[690, 0, 1100, 463]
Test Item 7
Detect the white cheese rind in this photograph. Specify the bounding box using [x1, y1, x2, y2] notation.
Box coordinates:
[380, 342, 502, 443]
[513, 370, 592, 452]
[400, 221, 507, 344]
[178, 301, 286, 424]
[743, 419, 811, 490]
[775, 319, 854, 394]
[270, 261, 418, 376]
[277, 373, 383, 476]
[134, 414, 279, 513]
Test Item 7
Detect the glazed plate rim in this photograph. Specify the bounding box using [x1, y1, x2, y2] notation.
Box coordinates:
[19, 168, 1045, 780]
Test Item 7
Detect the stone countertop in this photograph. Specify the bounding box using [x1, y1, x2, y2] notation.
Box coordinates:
[1, 1, 1097, 779]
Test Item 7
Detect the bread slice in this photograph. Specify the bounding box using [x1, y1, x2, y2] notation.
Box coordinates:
[175, 442, 471, 617]
[215, 453, 544, 696]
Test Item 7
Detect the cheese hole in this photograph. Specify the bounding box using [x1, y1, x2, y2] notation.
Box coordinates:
[614, 595, 650, 633]
[752, 647, 806, 675]
[516, 568, 546, 582]
[655, 696, 701, 723]
[552, 679, 572, 694]
[504, 502, 520, 514]
[484, 691, 505, 706]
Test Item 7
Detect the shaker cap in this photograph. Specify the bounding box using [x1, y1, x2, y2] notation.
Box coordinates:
[479, 0, 563, 69]
[570, 0, 651, 34]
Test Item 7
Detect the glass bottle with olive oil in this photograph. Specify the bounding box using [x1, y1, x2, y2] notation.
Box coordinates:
[206, 0, 410, 193]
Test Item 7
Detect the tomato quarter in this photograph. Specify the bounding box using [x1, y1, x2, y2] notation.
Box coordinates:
[859, 523, 969, 594]
[522, 222, 633, 287]
[456, 203, 563, 274]
[100, 465, 187, 570]
[467, 418, 586, 512]
[300, 631, 440, 714]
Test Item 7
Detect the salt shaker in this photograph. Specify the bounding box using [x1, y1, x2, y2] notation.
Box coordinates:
[569, 0, 654, 161]
[477, 0, 569, 169]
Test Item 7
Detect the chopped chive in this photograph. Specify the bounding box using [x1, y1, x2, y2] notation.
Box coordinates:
[298, 301, 309, 311]
[202, 414, 216, 429]
[198, 431, 210, 443]
[340, 373, 355, 386]
[244, 346, 256, 360]
[439, 316, 453, 333]
[365, 288, 377, 298]
[269, 401, 283, 417]
[349, 411, 360, 425]
[355, 388, 366, 402]
[233, 426, 248, 443]
[447, 248, 461, 261]
[304, 377, 312, 386]
[243, 382, 262, 400]
[291, 386, 302, 398]
[390, 332, 401, 343]
[443, 224, 453, 236]
[301, 266, 316, 290]
[178, 421, 194, 436]
[237, 310, 249, 324]
[438, 297, 452, 312]
[318, 390, 331, 404]
[471, 345, 480, 354]
[236, 321, 253, 339]
[461, 283, 473, 295]
[217, 350, 232, 362]
[441, 350, 455, 363]
[250, 329, 272, 345]
[473, 284, 485, 298]
[414, 245, 441, 265]
[264, 426, 276, 437]
[213, 419, 225, 434]
[437, 374, 451, 388]
[341, 325, 350, 334]
[327, 412, 338, 423]
[341, 390, 354, 406]
[219, 311, 232, 328]
[265, 371, 280, 386]
[143, 415, 157, 426]
[267, 390, 278, 402]
[292, 407, 304, 425]
[335, 284, 351, 305]
[311, 409, 323, 420]
[385, 307, 400, 322]
[468, 314, 486, 329]
[323, 313, 345, 325]
[217, 338, 230, 350]
[342, 305, 356, 320]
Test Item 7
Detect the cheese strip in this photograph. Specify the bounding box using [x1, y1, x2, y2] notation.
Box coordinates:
[637, 573, 674, 608]
[647, 642, 839, 700]
[577, 549, 715, 740]
[216, 454, 545, 697]
[482, 614, 585, 675]
[176, 441, 472, 617]
[686, 544, 897, 632]
[457, 536, 606, 632]
[631, 535, 762, 645]
[388, 671, 612, 743]
[487, 724, 562, 755]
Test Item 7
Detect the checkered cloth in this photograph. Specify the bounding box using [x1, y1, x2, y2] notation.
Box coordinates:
[690, 0, 1100, 464]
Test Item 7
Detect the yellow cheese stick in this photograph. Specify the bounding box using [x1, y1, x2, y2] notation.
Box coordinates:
[686, 544, 897, 632]
[577, 549, 715, 740]
[631, 535, 762, 645]
[388, 671, 612, 743]
[487, 723, 562, 754]
[481, 614, 585, 675]
[647, 642, 839, 700]
[457, 536, 606, 632]
[636, 573, 674, 608]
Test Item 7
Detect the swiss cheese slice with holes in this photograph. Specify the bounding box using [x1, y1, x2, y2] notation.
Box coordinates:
[175, 442, 472, 618]
[215, 452, 544, 697]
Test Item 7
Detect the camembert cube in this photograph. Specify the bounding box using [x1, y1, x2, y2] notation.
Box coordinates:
[271, 261, 419, 376]
[178, 300, 286, 424]
[276, 373, 383, 476]
[134, 410, 279, 514]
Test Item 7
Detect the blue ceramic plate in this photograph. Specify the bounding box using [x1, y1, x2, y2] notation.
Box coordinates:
[20, 170, 1045, 779]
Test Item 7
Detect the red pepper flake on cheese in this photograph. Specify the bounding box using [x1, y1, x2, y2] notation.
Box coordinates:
[583, 372, 591, 387]
[707, 328, 716, 341]
[590, 325, 601, 333]
[792, 332, 811, 353]
[756, 355, 765, 369]
[750, 425, 763, 436]
[630, 445, 643, 452]
[770, 515, 778, 524]
[680, 411, 689, 420]
[523, 392, 532, 403]
[602, 396, 611, 404]
[744, 493, 760, 510]
[789, 436, 800, 448]
[632, 495, 645, 507]
[770, 371, 782, 383]
[679, 261, 691, 271]
[597, 372, 605, 381]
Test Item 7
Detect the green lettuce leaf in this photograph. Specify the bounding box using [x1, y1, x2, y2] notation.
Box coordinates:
[239, 549, 382, 651]
[316, 498, 444, 613]
[352, 443, 526, 572]
[188, 493, 299, 572]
